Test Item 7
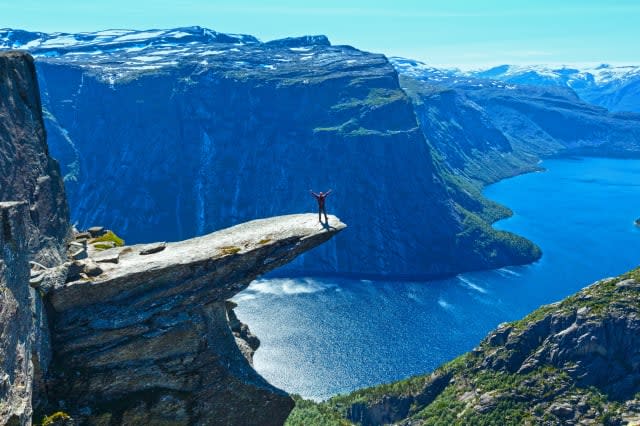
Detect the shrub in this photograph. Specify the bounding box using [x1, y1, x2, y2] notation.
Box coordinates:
[41, 411, 72, 426]
[93, 243, 114, 251]
[91, 230, 124, 247]
[220, 246, 241, 255]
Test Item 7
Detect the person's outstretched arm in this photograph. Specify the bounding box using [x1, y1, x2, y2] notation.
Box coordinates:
[310, 189, 320, 198]
[326, 189, 333, 196]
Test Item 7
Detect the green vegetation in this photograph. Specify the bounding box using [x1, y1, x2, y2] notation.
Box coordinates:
[41, 412, 72, 426]
[441, 170, 511, 224]
[220, 245, 241, 255]
[90, 230, 124, 247]
[92, 242, 114, 251]
[258, 238, 272, 245]
[455, 205, 541, 267]
[510, 267, 640, 331]
[285, 396, 353, 426]
[332, 88, 406, 111]
[415, 367, 569, 425]
[313, 118, 401, 137]
[314, 87, 413, 137]
[331, 375, 429, 408]
[313, 124, 402, 137]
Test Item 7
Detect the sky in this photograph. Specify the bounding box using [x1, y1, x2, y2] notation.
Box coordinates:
[1, 0, 638, 68]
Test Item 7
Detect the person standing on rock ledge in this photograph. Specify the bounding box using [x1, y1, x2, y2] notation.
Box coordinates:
[310, 189, 332, 223]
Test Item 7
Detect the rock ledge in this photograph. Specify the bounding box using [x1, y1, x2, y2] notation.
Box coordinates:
[44, 213, 345, 425]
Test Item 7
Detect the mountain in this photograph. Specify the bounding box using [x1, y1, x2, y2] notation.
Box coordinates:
[391, 58, 640, 188]
[470, 63, 640, 113]
[392, 57, 640, 113]
[0, 27, 540, 278]
[287, 267, 640, 425]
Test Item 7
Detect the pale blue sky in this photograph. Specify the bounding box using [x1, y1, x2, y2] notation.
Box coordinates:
[2, 0, 638, 68]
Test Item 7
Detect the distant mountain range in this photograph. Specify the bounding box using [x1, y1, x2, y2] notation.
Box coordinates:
[392, 58, 640, 113]
[392, 59, 640, 188]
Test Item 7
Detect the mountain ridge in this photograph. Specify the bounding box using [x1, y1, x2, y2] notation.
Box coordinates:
[392, 57, 640, 113]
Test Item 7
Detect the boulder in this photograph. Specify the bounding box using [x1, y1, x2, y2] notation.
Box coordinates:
[138, 242, 166, 255]
[87, 226, 105, 237]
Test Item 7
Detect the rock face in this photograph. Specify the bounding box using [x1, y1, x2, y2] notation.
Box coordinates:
[43, 214, 346, 425]
[0, 51, 69, 265]
[304, 268, 640, 425]
[0, 202, 38, 425]
[0, 51, 69, 426]
[0, 27, 539, 278]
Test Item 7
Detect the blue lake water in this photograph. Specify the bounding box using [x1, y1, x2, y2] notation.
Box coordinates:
[234, 157, 640, 401]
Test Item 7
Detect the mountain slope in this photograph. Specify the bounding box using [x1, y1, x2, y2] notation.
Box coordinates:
[0, 27, 539, 278]
[288, 267, 640, 425]
[393, 59, 640, 188]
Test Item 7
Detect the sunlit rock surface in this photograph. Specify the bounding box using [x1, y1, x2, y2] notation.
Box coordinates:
[44, 214, 345, 425]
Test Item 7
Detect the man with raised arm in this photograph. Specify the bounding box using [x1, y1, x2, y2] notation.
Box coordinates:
[309, 189, 332, 223]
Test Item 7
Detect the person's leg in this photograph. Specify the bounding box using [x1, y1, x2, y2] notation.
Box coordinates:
[318, 206, 322, 222]
[323, 206, 328, 223]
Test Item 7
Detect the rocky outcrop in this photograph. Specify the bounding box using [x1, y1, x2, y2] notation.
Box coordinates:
[299, 268, 640, 425]
[42, 214, 345, 425]
[0, 51, 69, 426]
[0, 202, 38, 425]
[0, 51, 70, 265]
[0, 27, 540, 278]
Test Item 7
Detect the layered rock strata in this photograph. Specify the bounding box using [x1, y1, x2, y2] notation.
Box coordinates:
[0, 202, 38, 425]
[43, 214, 345, 425]
[0, 51, 69, 265]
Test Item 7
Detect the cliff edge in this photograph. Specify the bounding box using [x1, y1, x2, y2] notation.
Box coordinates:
[0, 51, 69, 265]
[40, 214, 345, 425]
